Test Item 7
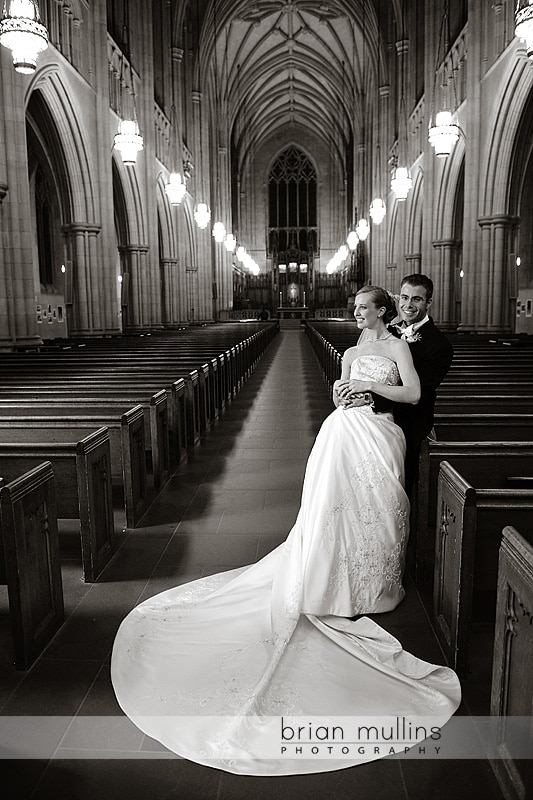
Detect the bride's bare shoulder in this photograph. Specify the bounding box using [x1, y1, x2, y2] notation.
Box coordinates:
[342, 345, 359, 363]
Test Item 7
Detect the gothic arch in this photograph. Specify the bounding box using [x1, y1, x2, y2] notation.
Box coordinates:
[480, 55, 533, 217]
[156, 174, 178, 258]
[434, 136, 466, 242]
[406, 164, 423, 259]
[112, 150, 147, 245]
[25, 67, 96, 224]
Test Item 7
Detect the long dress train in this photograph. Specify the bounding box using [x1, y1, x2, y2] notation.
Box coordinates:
[111, 355, 461, 775]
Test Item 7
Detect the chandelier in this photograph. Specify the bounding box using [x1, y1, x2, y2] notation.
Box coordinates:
[515, 1, 533, 58]
[392, 38, 412, 201]
[114, 119, 143, 166]
[224, 233, 237, 252]
[113, 11, 143, 166]
[428, 110, 459, 158]
[347, 230, 359, 250]
[428, 1, 460, 158]
[355, 218, 370, 241]
[194, 202, 211, 229]
[165, 172, 186, 205]
[212, 221, 226, 242]
[369, 197, 386, 225]
[0, 0, 48, 74]
[391, 167, 412, 201]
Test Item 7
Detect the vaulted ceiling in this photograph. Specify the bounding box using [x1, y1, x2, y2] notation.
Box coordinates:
[192, 0, 395, 173]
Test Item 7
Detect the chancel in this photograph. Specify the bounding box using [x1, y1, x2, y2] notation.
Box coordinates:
[0, 1, 532, 798]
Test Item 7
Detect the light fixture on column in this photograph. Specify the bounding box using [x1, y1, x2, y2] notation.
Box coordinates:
[165, 55, 187, 205]
[369, 197, 386, 224]
[224, 233, 236, 252]
[165, 171, 186, 205]
[212, 221, 226, 242]
[193, 92, 210, 227]
[355, 218, 370, 241]
[0, 0, 48, 74]
[515, 0, 533, 58]
[370, 83, 387, 225]
[113, 9, 143, 166]
[194, 201, 211, 228]
[347, 230, 359, 250]
[391, 166, 412, 201]
[391, 33, 412, 201]
[428, 0, 459, 157]
[114, 118, 143, 165]
[428, 110, 459, 157]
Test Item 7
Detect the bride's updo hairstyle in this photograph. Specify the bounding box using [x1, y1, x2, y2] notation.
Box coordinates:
[356, 285, 397, 324]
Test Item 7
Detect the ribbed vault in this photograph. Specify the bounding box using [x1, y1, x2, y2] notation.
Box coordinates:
[190, 0, 390, 177]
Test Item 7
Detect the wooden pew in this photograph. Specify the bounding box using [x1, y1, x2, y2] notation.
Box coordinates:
[433, 413, 533, 441]
[435, 394, 533, 413]
[0, 405, 147, 528]
[489, 526, 533, 800]
[0, 427, 115, 583]
[432, 461, 533, 676]
[0, 386, 175, 485]
[0, 462, 64, 670]
[415, 439, 533, 587]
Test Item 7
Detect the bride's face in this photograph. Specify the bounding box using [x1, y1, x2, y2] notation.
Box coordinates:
[354, 293, 384, 328]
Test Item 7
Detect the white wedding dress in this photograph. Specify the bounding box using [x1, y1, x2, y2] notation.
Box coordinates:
[111, 355, 461, 775]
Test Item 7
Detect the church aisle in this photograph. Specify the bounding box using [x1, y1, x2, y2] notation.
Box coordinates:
[0, 330, 503, 799]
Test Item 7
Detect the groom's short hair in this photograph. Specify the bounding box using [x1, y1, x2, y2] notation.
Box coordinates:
[401, 273, 434, 301]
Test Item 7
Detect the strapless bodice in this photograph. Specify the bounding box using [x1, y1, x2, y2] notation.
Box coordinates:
[350, 355, 400, 386]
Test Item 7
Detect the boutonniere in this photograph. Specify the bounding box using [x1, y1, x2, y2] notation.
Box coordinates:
[403, 331, 422, 343]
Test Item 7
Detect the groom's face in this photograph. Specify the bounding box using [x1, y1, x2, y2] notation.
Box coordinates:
[399, 283, 432, 325]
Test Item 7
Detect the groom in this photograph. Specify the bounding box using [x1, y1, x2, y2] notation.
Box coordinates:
[371, 274, 453, 495]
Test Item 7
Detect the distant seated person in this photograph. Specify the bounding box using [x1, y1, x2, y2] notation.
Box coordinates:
[257, 307, 269, 321]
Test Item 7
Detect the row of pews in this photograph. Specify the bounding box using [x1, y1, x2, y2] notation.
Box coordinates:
[0, 322, 279, 670]
[306, 321, 533, 800]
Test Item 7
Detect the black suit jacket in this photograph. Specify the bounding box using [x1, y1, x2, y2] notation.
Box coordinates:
[372, 318, 453, 476]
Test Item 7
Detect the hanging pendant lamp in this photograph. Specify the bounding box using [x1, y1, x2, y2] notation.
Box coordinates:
[0, 0, 48, 74]
[369, 198, 386, 225]
[165, 171, 186, 205]
[212, 221, 226, 242]
[114, 119, 144, 166]
[391, 167, 412, 201]
[355, 218, 370, 241]
[428, 111, 460, 157]
[194, 202, 211, 229]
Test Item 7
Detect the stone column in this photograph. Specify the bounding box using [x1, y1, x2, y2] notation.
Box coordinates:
[476, 215, 518, 332]
[121, 245, 150, 331]
[161, 257, 181, 326]
[431, 239, 457, 328]
[62, 223, 103, 336]
[0, 57, 42, 350]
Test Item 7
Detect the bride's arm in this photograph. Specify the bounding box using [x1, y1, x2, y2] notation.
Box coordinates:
[333, 346, 359, 407]
[346, 341, 421, 404]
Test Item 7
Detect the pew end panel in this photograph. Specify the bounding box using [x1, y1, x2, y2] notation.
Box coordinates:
[120, 405, 148, 527]
[149, 391, 170, 492]
[170, 379, 188, 464]
[489, 526, 533, 800]
[433, 462, 533, 678]
[184, 371, 200, 447]
[433, 461, 477, 677]
[75, 427, 116, 582]
[416, 440, 533, 588]
[0, 462, 65, 670]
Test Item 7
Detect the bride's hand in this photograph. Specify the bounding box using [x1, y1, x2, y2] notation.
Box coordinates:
[336, 379, 370, 399]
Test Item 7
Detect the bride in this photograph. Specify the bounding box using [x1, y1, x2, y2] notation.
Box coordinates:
[111, 286, 461, 776]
